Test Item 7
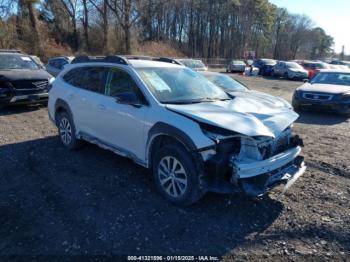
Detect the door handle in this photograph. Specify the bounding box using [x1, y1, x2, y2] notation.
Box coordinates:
[98, 104, 106, 110]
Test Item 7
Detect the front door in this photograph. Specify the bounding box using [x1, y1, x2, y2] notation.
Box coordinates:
[94, 67, 148, 161]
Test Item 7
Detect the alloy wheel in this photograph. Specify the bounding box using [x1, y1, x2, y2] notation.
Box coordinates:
[59, 117, 72, 145]
[158, 156, 188, 198]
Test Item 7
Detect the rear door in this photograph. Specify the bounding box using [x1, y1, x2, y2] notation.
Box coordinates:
[62, 66, 109, 135]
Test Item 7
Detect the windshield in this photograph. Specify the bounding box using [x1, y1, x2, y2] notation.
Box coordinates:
[136, 67, 230, 104]
[310, 72, 350, 86]
[178, 59, 206, 69]
[0, 54, 40, 70]
[203, 74, 247, 92]
[286, 62, 303, 69]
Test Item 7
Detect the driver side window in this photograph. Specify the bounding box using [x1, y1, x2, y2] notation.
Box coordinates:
[105, 68, 147, 104]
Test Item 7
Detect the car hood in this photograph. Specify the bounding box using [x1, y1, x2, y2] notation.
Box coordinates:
[0, 69, 52, 81]
[166, 99, 298, 138]
[297, 83, 350, 94]
[229, 90, 292, 109]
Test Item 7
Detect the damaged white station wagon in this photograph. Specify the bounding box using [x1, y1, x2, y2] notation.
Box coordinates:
[48, 56, 306, 205]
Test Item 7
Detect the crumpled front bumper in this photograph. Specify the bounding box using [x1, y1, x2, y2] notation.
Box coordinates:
[232, 146, 306, 197]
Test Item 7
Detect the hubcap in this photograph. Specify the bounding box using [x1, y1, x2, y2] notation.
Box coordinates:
[158, 156, 188, 198]
[59, 117, 72, 145]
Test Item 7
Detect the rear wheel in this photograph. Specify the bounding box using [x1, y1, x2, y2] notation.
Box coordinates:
[57, 111, 83, 150]
[152, 143, 204, 206]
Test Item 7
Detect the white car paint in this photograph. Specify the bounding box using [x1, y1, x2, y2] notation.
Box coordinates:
[166, 99, 298, 138]
[297, 83, 350, 94]
[48, 58, 305, 198]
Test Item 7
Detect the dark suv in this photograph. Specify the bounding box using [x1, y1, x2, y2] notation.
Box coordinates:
[0, 51, 54, 108]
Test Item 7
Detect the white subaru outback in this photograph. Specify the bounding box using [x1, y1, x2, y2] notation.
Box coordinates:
[48, 56, 306, 205]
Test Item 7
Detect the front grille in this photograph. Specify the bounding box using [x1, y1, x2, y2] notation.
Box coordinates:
[302, 92, 333, 101]
[11, 80, 48, 91]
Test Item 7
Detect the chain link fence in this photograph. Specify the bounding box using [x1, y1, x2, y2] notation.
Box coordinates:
[196, 58, 231, 68]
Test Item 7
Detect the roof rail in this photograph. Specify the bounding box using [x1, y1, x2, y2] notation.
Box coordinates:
[71, 55, 129, 65]
[0, 49, 23, 54]
[156, 57, 182, 65]
[122, 55, 182, 65]
[70, 55, 183, 66]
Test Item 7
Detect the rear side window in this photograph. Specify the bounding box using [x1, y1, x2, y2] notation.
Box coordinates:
[63, 67, 109, 93]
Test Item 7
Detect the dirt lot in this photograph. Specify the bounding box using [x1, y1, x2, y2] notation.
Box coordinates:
[0, 74, 349, 261]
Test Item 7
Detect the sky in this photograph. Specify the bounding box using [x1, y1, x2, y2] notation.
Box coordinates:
[270, 0, 350, 54]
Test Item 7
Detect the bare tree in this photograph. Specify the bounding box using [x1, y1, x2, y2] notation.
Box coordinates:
[60, 0, 79, 50]
[88, 0, 109, 52]
[107, 0, 139, 54]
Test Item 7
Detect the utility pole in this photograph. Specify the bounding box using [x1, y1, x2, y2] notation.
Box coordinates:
[340, 45, 345, 60]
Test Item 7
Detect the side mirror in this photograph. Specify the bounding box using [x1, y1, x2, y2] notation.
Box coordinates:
[303, 79, 309, 83]
[115, 92, 142, 108]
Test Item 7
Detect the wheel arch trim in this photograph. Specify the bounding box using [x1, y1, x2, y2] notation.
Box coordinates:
[146, 122, 198, 167]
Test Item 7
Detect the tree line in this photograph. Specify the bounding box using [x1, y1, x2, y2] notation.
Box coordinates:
[0, 0, 335, 61]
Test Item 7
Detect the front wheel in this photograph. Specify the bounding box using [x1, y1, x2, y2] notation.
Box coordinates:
[152, 144, 204, 206]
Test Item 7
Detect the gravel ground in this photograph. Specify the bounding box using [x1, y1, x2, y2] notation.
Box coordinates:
[0, 74, 349, 261]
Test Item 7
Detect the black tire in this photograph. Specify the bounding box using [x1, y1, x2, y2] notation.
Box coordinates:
[292, 100, 301, 112]
[152, 143, 204, 206]
[336, 108, 350, 117]
[56, 111, 83, 150]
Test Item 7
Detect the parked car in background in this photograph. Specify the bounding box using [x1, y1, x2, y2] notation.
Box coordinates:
[30, 55, 45, 69]
[46, 56, 74, 76]
[253, 58, 277, 76]
[293, 69, 350, 116]
[328, 64, 341, 69]
[48, 55, 305, 205]
[201, 71, 292, 109]
[273, 61, 308, 80]
[330, 60, 350, 68]
[0, 49, 22, 54]
[176, 58, 208, 71]
[302, 61, 329, 79]
[226, 60, 246, 73]
[0, 51, 54, 108]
